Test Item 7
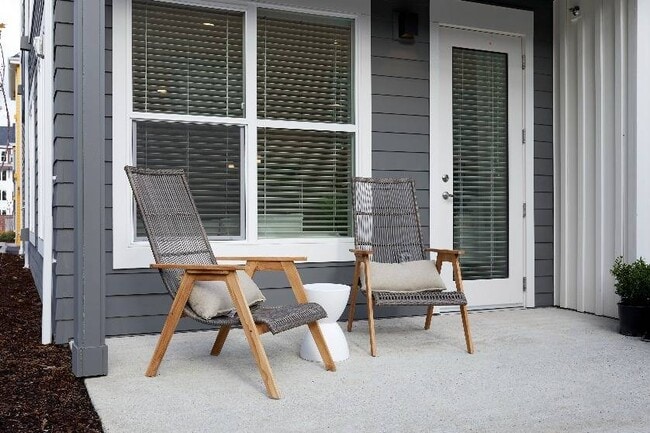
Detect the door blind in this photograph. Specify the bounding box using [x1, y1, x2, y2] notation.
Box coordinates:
[452, 47, 509, 280]
[257, 10, 353, 123]
[258, 128, 352, 238]
[135, 121, 243, 238]
[132, 0, 244, 117]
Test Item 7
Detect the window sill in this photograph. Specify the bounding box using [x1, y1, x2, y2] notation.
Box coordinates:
[112, 237, 355, 270]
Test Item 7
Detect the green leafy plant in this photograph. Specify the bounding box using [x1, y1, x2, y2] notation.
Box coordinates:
[610, 256, 650, 306]
[0, 231, 15, 242]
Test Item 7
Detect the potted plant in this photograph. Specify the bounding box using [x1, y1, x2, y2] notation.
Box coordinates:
[610, 256, 650, 336]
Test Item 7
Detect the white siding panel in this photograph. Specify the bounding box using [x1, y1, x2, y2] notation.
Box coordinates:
[555, 0, 631, 318]
[635, 1, 650, 262]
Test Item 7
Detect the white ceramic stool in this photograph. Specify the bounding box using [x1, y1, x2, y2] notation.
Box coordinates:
[300, 283, 351, 362]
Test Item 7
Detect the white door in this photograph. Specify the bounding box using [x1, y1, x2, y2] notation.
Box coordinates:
[432, 27, 525, 308]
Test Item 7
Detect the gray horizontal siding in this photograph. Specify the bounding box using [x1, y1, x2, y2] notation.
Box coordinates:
[52, 0, 75, 343]
[347, 0, 431, 320]
[52, 0, 553, 343]
[94, 0, 434, 338]
[530, 3, 554, 307]
[28, 241, 44, 300]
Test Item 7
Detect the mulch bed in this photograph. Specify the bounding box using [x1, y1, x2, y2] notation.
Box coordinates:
[0, 253, 103, 432]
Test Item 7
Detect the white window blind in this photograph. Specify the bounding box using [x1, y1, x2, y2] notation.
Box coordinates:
[258, 128, 353, 238]
[256, 10, 354, 238]
[131, 0, 245, 239]
[452, 47, 509, 280]
[132, 0, 244, 117]
[257, 10, 353, 123]
[128, 1, 356, 243]
[135, 121, 243, 238]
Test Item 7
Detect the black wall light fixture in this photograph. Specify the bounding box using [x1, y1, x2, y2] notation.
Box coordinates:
[396, 11, 418, 40]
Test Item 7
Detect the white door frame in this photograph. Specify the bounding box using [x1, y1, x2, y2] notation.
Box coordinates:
[430, 0, 535, 307]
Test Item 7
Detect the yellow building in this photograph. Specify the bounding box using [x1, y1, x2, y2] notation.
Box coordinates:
[9, 54, 22, 242]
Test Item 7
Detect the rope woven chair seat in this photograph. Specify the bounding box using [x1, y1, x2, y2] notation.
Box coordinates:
[366, 289, 467, 307]
[190, 303, 327, 335]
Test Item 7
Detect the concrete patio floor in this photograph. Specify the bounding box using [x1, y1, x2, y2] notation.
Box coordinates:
[86, 308, 649, 433]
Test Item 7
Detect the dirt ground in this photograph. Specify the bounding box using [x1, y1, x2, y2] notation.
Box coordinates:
[0, 253, 103, 432]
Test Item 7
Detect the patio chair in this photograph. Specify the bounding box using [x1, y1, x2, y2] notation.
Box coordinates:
[124, 166, 335, 399]
[347, 177, 474, 356]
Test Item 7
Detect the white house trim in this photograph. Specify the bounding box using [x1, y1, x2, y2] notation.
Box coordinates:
[112, 0, 372, 269]
[34, 0, 56, 344]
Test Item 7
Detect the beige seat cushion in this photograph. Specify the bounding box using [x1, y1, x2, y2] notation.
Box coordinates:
[189, 270, 266, 320]
[361, 260, 446, 292]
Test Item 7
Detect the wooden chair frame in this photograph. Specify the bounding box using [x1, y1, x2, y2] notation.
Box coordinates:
[146, 257, 335, 399]
[347, 248, 474, 356]
[346, 177, 474, 356]
[125, 166, 336, 399]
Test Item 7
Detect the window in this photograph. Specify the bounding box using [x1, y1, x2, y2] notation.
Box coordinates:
[1, 191, 6, 201]
[114, 0, 371, 267]
[0, 151, 5, 162]
[131, 0, 245, 238]
[256, 10, 354, 238]
[1, 171, 6, 181]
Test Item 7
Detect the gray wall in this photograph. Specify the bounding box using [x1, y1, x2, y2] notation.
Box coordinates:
[52, 0, 75, 342]
[531, 3, 555, 307]
[50, 0, 553, 343]
[367, 0, 432, 318]
[28, 241, 44, 299]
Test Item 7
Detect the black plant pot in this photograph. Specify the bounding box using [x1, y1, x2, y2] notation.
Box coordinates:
[618, 303, 649, 337]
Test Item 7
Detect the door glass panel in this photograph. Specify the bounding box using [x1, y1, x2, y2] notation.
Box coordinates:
[452, 47, 508, 280]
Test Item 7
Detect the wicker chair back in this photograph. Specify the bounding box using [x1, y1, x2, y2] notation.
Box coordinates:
[124, 166, 216, 307]
[352, 177, 426, 264]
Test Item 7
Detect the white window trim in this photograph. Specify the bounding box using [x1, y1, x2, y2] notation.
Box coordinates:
[112, 0, 371, 269]
[37, 41, 46, 240]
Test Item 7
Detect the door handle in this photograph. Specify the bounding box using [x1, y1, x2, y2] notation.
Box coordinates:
[442, 191, 454, 200]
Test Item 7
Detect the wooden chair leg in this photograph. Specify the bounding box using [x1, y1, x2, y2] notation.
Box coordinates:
[451, 256, 474, 354]
[460, 305, 474, 354]
[424, 305, 434, 330]
[281, 261, 336, 371]
[146, 274, 195, 377]
[210, 325, 231, 356]
[306, 322, 336, 371]
[225, 272, 281, 399]
[367, 295, 377, 357]
[363, 258, 378, 357]
[347, 260, 361, 332]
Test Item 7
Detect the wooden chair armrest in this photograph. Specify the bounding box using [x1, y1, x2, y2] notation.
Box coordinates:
[425, 248, 464, 256]
[150, 263, 243, 272]
[349, 248, 372, 256]
[215, 256, 307, 262]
